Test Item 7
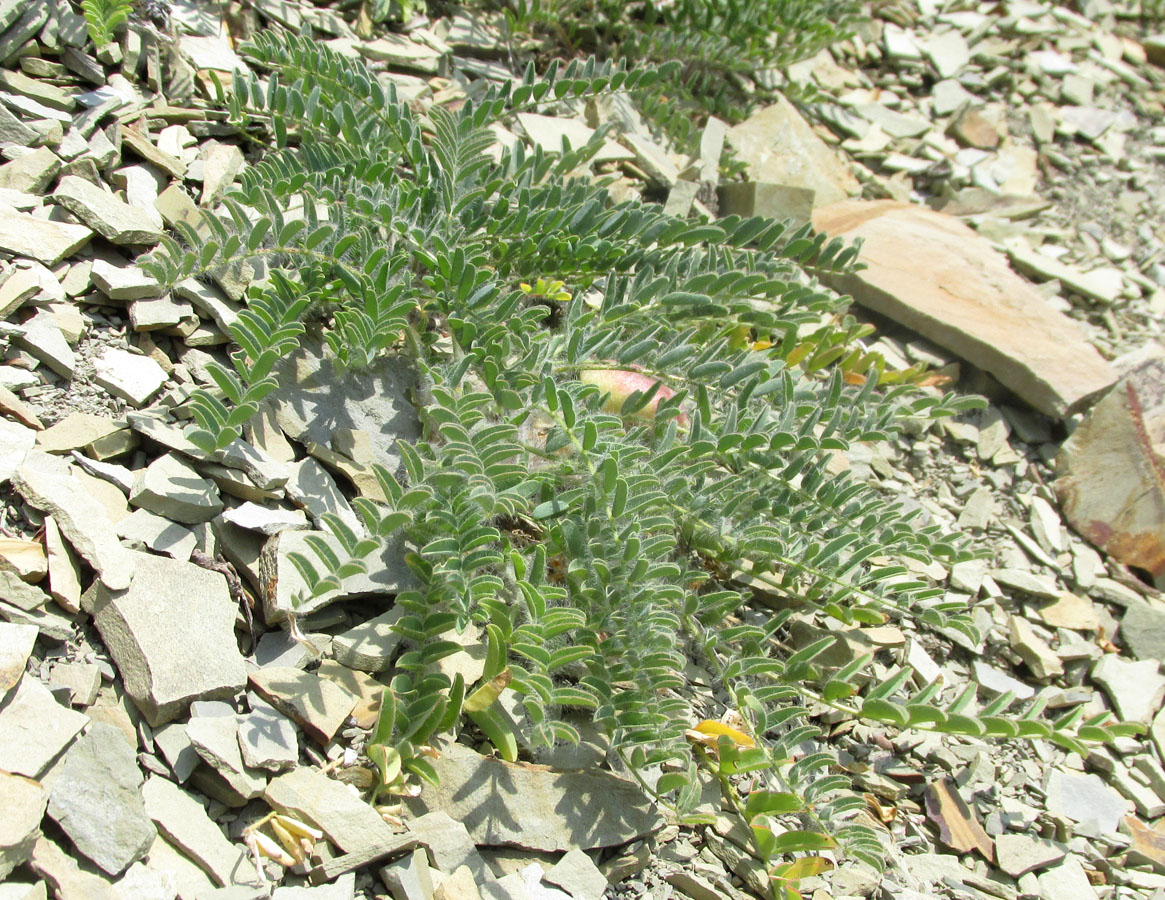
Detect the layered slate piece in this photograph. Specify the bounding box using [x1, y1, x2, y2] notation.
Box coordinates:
[812, 200, 1116, 418]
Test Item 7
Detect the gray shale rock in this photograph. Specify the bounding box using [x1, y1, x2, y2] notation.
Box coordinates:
[0, 675, 88, 778]
[47, 722, 156, 876]
[52, 175, 165, 246]
[811, 200, 1116, 418]
[129, 453, 223, 524]
[141, 775, 258, 888]
[405, 742, 662, 852]
[0, 770, 47, 879]
[0, 208, 91, 265]
[264, 766, 402, 858]
[13, 450, 135, 590]
[88, 550, 247, 726]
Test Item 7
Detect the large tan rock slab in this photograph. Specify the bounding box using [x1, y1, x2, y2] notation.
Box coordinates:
[726, 96, 860, 208]
[811, 200, 1116, 418]
[1056, 351, 1165, 586]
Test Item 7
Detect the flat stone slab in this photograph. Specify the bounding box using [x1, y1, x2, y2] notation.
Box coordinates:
[995, 833, 1066, 878]
[0, 557, 46, 611]
[0, 419, 35, 485]
[1037, 857, 1099, 900]
[116, 508, 198, 560]
[130, 452, 223, 524]
[726, 96, 860, 208]
[259, 529, 414, 622]
[264, 766, 403, 858]
[1056, 353, 1165, 586]
[152, 723, 200, 784]
[89, 550, 247, 726]
[141, 775, 257, 888]
[0, 622, 37, 700]
[405, 742, 662, 852]
[221, 502, 308, 535]
[0, 770, 47, 879]
[811, 200, 1116, 418]
[12, 451, 135, 590]
[140, 832, 218, 899]
[248, 667, 357, 744]
[35, 413, 125, 454]
[0, 207, 91, 265]
[237, 707, 299, 771]
[1092, 654, 1165, 723]
[186, 714, 268, 800]
[30, 837, 120, 900]
[1045, 769, 1131, 835]
[89, 258, 163, 300]
[331, 607, 404, 673]
[0, 675, 88, 778]
[284, 457, 365, 536]
[47, 722, 155, 876]
[408, 811, 490, 883]
[268, 337, 420, 488]
[53, 175, 164, 246]
[92, 347, 168, 407]
[15, 310, 74, 379]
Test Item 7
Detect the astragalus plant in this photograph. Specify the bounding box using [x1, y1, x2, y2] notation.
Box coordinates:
[143, 31, 1139, 897]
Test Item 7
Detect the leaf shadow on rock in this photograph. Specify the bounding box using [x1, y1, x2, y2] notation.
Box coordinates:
[410, 743, 663, 852]
[267, 332, 422, 479]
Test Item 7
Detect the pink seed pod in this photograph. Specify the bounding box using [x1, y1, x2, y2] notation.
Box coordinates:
[579, 368, 688, 426]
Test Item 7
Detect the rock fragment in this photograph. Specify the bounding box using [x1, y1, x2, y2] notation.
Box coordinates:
[259, 529, 413, 621]
[141, 775, 257, 888]
[1044, 769, 1131, 835]
[1120, 601, 1165, 661]
[237, 707, 298, 772]
[1055, 353, 1165, 587]
[129, 453, 223, 524]
[0, 673, 88, 778]
[811, 201, 1115, 418]
[0, 770, 47, 879]
[1091, 654, 1165, 724]
[92, 347, 168, 407]
[331, 607, 405, 673]
[408, 811, 489, 883]
[0, 419, 35, 484]
[186, 714, 268, 800]
[0, 622, 36, 699]
[405, 742, 661, 852]
[13, 451, 135, 590]
[53, 175, 165, 246]
[247, 667, 357, 744]
[15, 310, 74, 378]
[726, 96, 859, 207]
[544, 849, 607, 900]
[994, 834, 1066, 878]
[264, 766, 402, 858]
[88, 550, 246, 725]
[116, 509, 197, 561]
[0, 208, 91, 265]
[1036, 857, 1098, 900]
[47, 722, 156, 876]
[380, 847, 434, 900]
[29, 837, 120, 900]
